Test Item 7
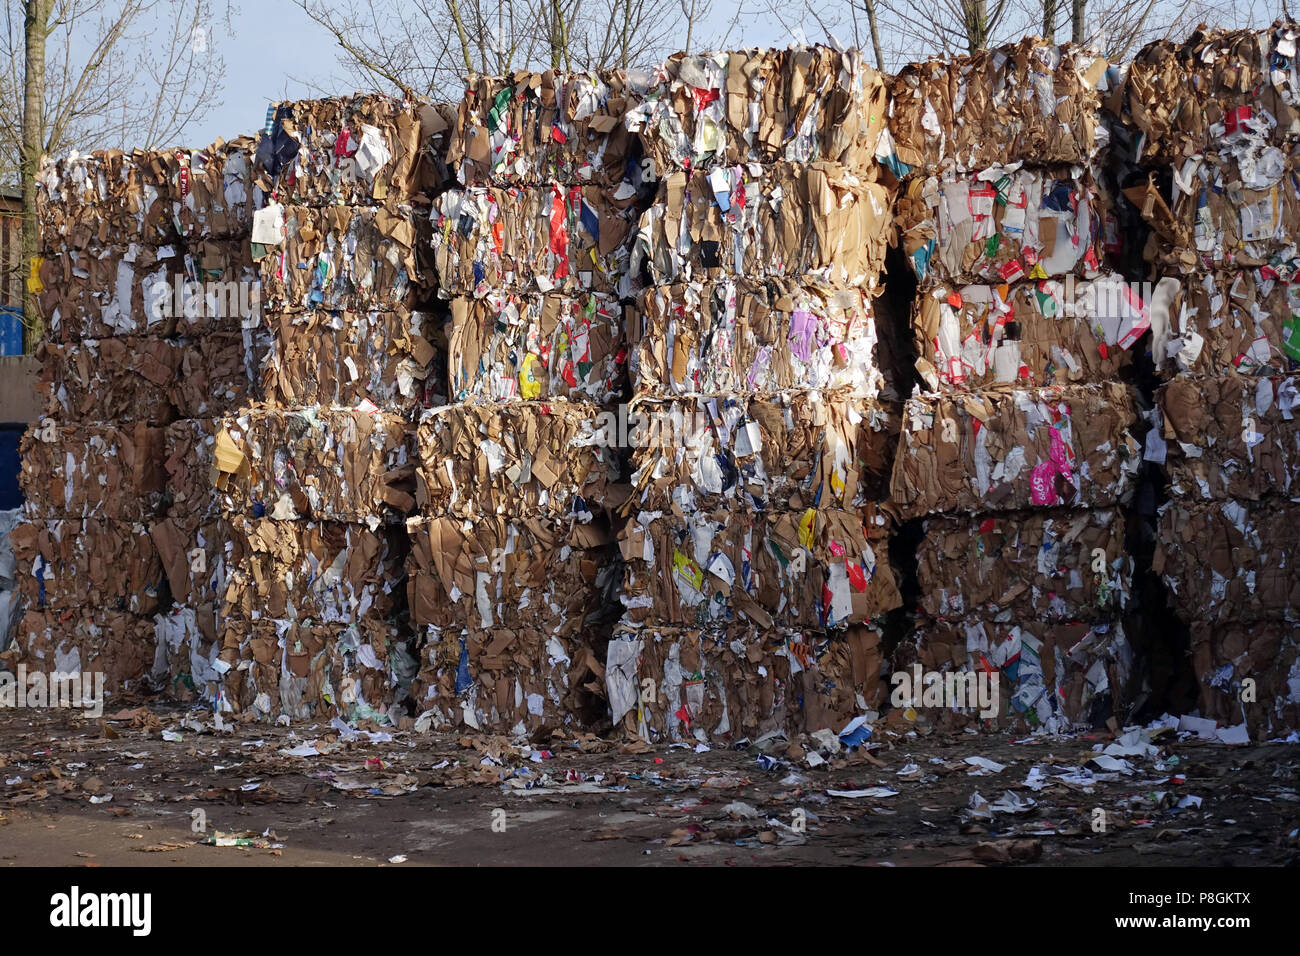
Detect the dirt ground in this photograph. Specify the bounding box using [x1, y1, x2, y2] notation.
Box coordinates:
[0, 703, 1296, 867]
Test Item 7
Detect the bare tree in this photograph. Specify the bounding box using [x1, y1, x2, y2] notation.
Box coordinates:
[0, 0, 229, 348]
[294, 0, 700, 100]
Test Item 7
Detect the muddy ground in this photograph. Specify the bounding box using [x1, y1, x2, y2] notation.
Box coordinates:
[0, 703, 1296, 867]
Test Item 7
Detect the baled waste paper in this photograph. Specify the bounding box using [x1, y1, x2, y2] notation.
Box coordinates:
[909, 274, 1146, 390]
[627, 47, 890, 173]
[630, 280, 886, 399]
[890, 383, 1141, 517]
[446, 292, 627, 404]
[889, 38, 1108, 171]
[254, 94, 455, 206]
[446, 71, 642, 187]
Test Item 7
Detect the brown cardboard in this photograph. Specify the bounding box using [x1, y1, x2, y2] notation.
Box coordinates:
[619, 506, 900, 630]
[628, 395, 897, 512]
[1188, 620, 1299, 740]
[254, 94, 455, 206]
[163, 408, 413, 523]
[20, 422, 166, 520]
[911, 276, 1142, 390]
[257, 205, 428, 314]
[10, 518, 164, 615]
[603, 622, 888, 743]
[1157, 497, 1300, 623]
[40, 330, 268, 425]
[260, 308, 441, 413]
[38, 238, 258, 343]
[636, 162, 893, 286]
[628, 46, 889, 174]
[446, 71, 640, 187]
[897, 165, 1106, 286]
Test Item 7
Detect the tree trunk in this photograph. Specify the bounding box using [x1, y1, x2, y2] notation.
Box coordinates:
[1042, 0, 1058, 39]
[551, 0, 569, 69]
[964, 0, 989, 54]
[1072, 0, 1085, 44]
[862, 0, 885, 71]
[22, 0, 48, 352]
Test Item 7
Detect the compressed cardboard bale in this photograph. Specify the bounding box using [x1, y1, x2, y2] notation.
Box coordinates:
[911, 275, 1145, 391]
[10, 519, 164, 615]
[447, 292, 627, 404]
[1156, 498, 1300, 624]
[626, 46, 890, 173]
[897, 165, 1106, 286]
[38, 238, 258, 343]
[890, 382, 1141, 517]
[260, 308, 441, 412]
[21, 422, 166, 521]
[415, 401, 621, 519]
[405, 513, 621, 633]
[152, 603, 233, 704]
[221, 518, 406, 625]
[410, 624, 608, 735]
[604, 622, 887, 743]
[628, 395, 897, 512]
[39, 336, 178, 425]
[1149, 149, 1300, 274]
[897, 617, 1133, 733]
[619, 507, 900, 630]
[35, 138, 257, 252]
[916, 508, 1129, 623]
[1122, 25, 1300, 164]
[150, 514, 231, 646]
[40, 329, 268, 425]
[1152, 271, 1300, 377]
[446, 71, 641, 187]
[256, 204, 426, 314]
[1188, 620, 1299, 739]
[254, 94, 455, 206]
[636, 162, 892, 287]
[889, 39, 1106, 171]
[1157, 374, 1300, 500]
[631, 279, 884, 399]
[193, 617, 409, 722]
[164, 408, 414, 523]
[175, 328, 271, 417]
[430, 182, 642, 298]
[4, 608, 156, 695]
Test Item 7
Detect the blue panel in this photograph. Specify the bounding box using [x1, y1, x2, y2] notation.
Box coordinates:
[0, 423, 22, 509]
